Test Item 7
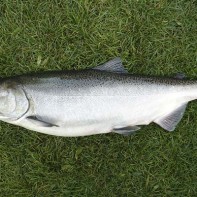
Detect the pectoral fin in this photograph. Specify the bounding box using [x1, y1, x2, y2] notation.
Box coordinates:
[154, 103, 187, 131]
[26, 116, 58, 127]
[113, 126, 141, 136]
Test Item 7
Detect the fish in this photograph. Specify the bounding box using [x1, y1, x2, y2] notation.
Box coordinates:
[0, 57, 196, 137]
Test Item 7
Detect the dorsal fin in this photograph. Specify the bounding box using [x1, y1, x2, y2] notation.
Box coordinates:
[154, 103, 187, 131]
[93, 57, 128, 73]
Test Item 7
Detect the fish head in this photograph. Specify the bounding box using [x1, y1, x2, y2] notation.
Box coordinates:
[0, 83, 16, 116]
[0, 81, 29, 120]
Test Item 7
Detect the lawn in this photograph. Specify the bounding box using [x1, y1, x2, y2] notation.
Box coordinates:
[0, 0, 197, 196]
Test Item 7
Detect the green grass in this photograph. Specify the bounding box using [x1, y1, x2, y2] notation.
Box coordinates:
[0, 0, 197, 196]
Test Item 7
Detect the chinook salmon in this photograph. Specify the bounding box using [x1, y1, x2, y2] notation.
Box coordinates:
[0, 58, 196, 136]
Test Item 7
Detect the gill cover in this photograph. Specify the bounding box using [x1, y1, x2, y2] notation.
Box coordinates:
[0, 81, 29, 120]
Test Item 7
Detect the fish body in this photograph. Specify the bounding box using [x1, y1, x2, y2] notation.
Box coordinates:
[0, 58, 196, 136]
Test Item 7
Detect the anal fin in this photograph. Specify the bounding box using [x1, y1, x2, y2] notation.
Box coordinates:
[154, 103, 187, 132]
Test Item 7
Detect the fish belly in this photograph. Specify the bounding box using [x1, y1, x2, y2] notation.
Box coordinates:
[17, 92, 185, 136]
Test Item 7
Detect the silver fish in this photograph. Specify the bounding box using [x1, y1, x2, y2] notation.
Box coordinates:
[0, 58, 196, 136]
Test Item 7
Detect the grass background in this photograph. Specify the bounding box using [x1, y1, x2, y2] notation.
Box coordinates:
[0, 0, 197, 196]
